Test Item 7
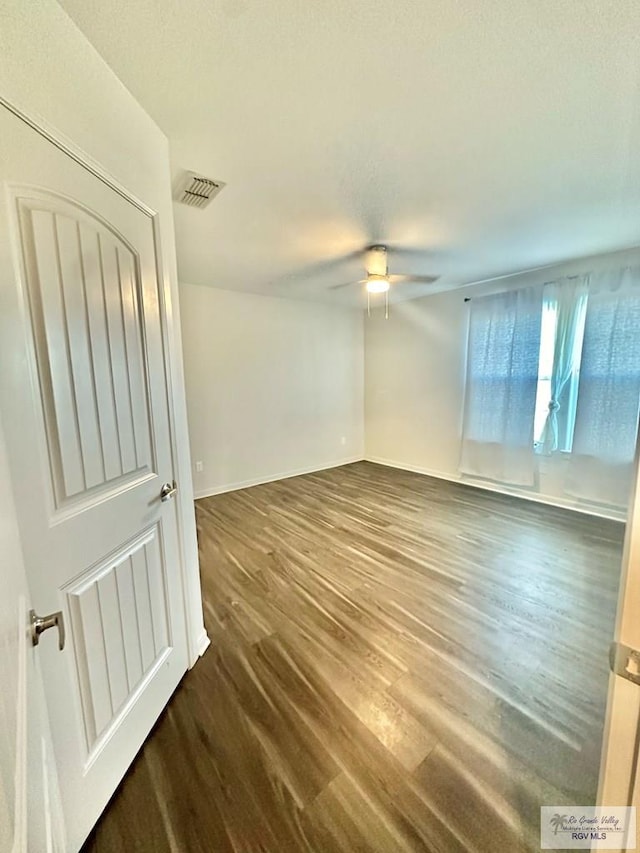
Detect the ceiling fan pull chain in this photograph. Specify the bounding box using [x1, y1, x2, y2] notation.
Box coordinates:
[367, 290, 371, 317]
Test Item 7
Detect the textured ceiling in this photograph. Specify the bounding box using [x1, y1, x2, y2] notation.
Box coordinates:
[58, 0, 640, 304]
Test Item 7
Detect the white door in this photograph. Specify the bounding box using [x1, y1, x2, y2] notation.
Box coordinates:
[597, 431, 640, 850]
[0, 415, 65, 853]
[0, 106, 189, 850]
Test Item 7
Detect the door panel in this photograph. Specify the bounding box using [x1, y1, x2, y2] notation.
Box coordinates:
[17, 192, 155, 511]
[0, 107, 188, 850]
[64, 524, 170, 760]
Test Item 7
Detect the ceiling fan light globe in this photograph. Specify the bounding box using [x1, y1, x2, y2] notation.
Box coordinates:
[366, 276, 390, 294]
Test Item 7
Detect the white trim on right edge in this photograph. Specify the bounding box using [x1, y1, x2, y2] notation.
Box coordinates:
[365, 456, 626, 522]
[193, 456, 364, 500]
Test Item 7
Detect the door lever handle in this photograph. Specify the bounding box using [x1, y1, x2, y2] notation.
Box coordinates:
[160, 480, 178, 502]
[30, 608, 65, 651]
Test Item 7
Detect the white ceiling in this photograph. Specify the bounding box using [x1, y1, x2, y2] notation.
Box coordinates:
[58, 0, 640, 304]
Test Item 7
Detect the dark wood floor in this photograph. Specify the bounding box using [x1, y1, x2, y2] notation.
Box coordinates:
[83, 461, 624, 852]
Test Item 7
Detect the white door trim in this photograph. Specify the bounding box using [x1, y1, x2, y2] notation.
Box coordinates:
[0, 96, 155, 216]
[0, 93, 208, 666]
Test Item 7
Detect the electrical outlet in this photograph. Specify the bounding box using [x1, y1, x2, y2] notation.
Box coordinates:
[195, 461, 204, 473]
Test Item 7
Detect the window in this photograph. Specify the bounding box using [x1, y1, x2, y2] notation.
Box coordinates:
[460, 286, 543, 486]
[566, 273, 640, 505]
[460, 266, 640, 498]
[533, 300, 558, 447]
[570, 283, 640, 464]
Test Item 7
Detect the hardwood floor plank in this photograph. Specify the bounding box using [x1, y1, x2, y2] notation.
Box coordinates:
[255, 633, 467, 853]
[82, 462, 624, 852]
[414, 743, 533, 853]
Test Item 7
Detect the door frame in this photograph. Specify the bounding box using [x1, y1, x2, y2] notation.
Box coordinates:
[0, 92, 209, 667]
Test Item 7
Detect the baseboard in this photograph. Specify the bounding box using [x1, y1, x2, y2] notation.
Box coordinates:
[364, 455, 626, 522]
[193, 456, 364, 500]
[196, 630, 210, 658]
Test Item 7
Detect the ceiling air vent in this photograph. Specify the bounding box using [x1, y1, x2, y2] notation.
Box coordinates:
[174, 171, 226, 209]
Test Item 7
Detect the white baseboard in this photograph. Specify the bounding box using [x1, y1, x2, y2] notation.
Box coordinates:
[193, 456, 364, 500]
[364, 455, 626, 522]
[196, 630, 210, 658]
[193, 453, 625, 522]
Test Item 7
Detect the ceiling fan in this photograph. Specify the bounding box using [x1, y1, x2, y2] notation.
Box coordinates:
[331, 245, 437, 316]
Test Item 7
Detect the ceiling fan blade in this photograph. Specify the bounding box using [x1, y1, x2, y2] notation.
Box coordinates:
[329, 279, 367, 290]
[389, 274, 438, 285]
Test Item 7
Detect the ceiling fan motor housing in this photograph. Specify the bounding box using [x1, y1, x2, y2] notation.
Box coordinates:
[366, 245, 388, 277]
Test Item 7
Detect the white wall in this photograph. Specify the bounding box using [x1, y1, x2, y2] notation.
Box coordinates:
[365, 246, 640, 520]
[180, 284, 364, 497]
[0, 0, 206, 660]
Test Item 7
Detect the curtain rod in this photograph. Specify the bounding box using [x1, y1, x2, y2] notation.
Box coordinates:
[463, 272, 588, 302]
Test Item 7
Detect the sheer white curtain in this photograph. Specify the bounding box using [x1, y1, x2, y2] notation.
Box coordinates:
[460, 285, 543, 486]
[537, 275, 589, 454]
[565, 266, 640, 507]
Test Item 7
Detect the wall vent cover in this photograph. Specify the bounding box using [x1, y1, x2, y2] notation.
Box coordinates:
[174, 171, 226, 209]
